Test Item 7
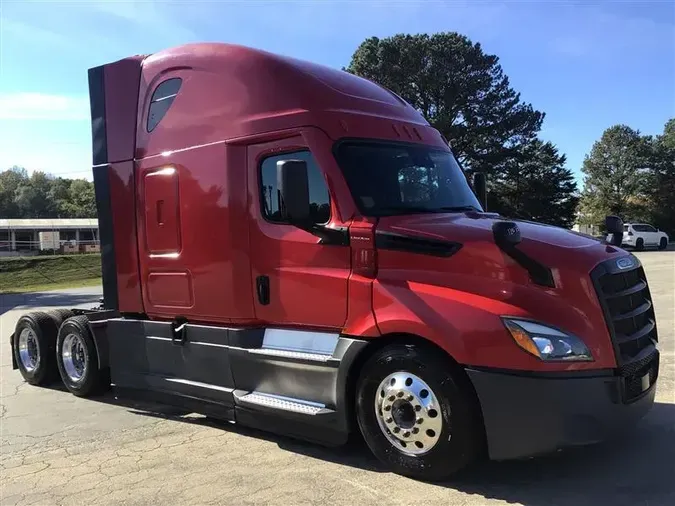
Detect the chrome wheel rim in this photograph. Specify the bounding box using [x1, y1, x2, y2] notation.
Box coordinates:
[374, 371, 443, 456]
[62, 333, 88, 382]
[18, 328, 40, 372]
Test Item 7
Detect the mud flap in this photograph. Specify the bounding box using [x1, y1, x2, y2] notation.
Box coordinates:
[10, 332, 17, 370]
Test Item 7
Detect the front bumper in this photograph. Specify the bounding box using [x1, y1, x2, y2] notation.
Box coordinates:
[466, 355, 659, 461]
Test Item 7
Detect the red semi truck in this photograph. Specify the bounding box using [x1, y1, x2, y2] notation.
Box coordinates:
[9, 43, 660, 481]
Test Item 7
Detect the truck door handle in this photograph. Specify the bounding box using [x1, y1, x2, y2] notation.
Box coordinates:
[171, 316, 188, 345]
[256, 276, 270, 305]
[157, 200, 165, 225]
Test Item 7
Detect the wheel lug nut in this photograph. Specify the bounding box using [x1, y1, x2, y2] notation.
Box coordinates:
[386, 417, 393, 423]
[412, 427, 419, 434]
[384, 405, 391, 411]
[388, 395, 395, 402]
[393, 427, 400, 433]
[397, 392, 404, 398]
[407, 395, 414, 402]
[416, 418, 423, 424]
[403, 431, 410, 438]
[415, 405, 421, 411]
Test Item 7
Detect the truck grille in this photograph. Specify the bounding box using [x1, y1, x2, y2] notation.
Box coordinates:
[590, 256, 658, 365]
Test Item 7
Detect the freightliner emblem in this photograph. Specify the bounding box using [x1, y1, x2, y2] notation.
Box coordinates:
[616, 256, 635, 270]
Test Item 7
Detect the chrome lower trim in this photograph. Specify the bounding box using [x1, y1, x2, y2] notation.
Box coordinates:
[247, 348, 332, 362]
[191, 341, 229, 349]
[164, 377, 234, 393]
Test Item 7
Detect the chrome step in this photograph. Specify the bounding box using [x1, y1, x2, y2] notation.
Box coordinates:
[237, 392, 330, 415]
[247, 348, 332, 362]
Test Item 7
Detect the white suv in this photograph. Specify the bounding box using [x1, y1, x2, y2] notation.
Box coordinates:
[609, 223, 670, 250]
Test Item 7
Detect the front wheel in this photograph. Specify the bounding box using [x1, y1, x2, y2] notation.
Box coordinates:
[659, 237, 668, 250]
[355, 344, 482, 481]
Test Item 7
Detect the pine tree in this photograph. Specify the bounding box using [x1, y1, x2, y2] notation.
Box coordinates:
[578, 125, 651, 228]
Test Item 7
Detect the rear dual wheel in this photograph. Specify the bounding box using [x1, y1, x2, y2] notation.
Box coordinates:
[356, 344, 482, 482]
[13, 312, 60, 385]
[56, 316, 108, 397]
[13, 312, 108, 397]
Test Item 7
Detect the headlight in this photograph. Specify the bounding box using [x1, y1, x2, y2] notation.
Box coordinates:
[502, 318, 593, 362]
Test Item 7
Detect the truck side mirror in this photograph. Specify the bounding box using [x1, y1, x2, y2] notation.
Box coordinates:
[606, 215, 623, 247]
[277, 160, 310, 223]
[472, 172, 487, 211]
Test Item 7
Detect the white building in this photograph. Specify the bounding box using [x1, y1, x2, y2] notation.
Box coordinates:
[0, 219, 99, 256]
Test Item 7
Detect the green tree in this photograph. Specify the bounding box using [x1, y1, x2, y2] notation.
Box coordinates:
[0, 166, 29, 218]
[490, 139, 579, 228]
[48, 177, 73, 217]
[578, 125, 651, 228]
[345, 33, 544, 175]
[67, 179, 97, 218]
[0, 168, 97, 218]
[14, 171, 56, 218]
[645, 118, 675, 236]
[346, 32, 578, 225]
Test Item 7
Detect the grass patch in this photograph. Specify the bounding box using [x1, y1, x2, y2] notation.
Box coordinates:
[0, 254, 102, 293]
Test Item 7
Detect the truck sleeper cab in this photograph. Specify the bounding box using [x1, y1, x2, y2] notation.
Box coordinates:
[9, 43, 660, 482]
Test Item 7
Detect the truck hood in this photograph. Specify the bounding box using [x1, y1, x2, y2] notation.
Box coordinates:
[373, 212, 630, 369]
[376, 212, 620, 272]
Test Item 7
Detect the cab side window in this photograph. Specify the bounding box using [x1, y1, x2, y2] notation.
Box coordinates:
[260, 150, 330, 225]
[147, 78, 182, 132]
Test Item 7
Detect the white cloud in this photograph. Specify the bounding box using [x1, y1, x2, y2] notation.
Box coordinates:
[0, 17, 71, 48]
[92, 0, 198, 45]
[549, 5, 674, 59]
[0, 93, 89, 121]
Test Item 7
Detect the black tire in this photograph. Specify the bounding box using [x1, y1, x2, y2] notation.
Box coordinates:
[355, 344, 482, 482]
[636, 238, 644, 251]
[12, 312, 60, 386]
[658, 238, 668, 250]
[56, 316, 105, 397]
[45, 309, 75, 326]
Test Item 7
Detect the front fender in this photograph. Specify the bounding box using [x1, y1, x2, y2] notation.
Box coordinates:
[373, 279, 533, 369]
[372, 277, 614, 372]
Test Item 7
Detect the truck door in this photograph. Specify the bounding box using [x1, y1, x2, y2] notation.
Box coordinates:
[247, 134, 350, 329]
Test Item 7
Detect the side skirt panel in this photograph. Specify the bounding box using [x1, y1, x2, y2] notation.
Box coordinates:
[95, 318, 368, 446]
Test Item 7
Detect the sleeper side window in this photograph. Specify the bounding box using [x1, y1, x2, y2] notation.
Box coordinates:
[147, 78, 182, 132]
[260, 150, 331, 225]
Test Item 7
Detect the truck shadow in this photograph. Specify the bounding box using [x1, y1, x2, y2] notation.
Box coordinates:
[66, 384, 675, 505]
[0, 290, 101, 316]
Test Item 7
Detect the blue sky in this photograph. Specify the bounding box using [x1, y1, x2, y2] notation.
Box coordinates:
[1, 0, 673, 188]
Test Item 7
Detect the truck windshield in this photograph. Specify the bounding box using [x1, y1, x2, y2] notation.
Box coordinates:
[334, 140, 483, 217]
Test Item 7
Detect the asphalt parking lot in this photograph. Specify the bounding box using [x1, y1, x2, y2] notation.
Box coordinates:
[1, 251, 673, 506]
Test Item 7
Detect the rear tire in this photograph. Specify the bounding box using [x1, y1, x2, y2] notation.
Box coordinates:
[56, 316, 106, 397]
[355, 344, 482, 482]
[635, 238, 644, 251]
[45, 309, 75, 326]
[12, 312, 60, 386]
[658, 237, 668, 250]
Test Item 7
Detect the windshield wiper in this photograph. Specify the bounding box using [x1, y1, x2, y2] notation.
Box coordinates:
[377, 205, 481, 216]
[378, 206, 438, 215]
[437, 205, 481, 213]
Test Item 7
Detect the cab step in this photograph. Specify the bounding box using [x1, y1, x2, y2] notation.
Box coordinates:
[233, 390, 345, 446]
[236, 391, 332, 415]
